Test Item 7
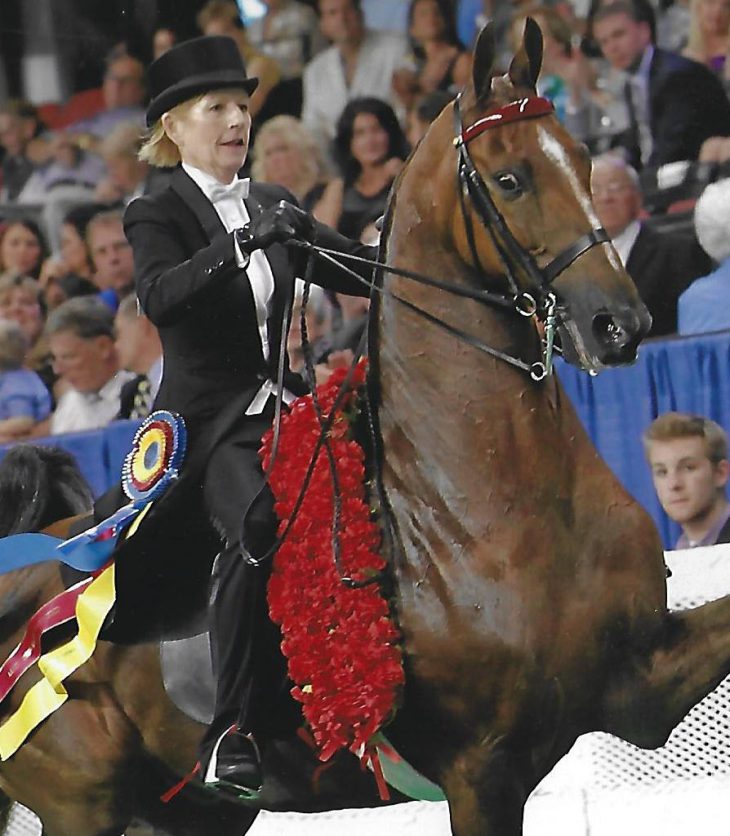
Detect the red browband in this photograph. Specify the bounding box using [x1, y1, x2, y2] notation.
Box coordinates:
[460, 97, 555, 144]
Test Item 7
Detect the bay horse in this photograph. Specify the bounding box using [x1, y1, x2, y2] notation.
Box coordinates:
[368, 18, 730, 836]
[4, 20, 730, 836]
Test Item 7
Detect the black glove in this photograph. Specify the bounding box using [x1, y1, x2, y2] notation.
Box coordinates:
[234, 199, 315, 255]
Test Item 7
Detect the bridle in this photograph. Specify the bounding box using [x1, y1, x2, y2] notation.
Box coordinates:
[251, 93, 611, 577]
[453, 93, 609, 378]
[292, 93, 610, 382]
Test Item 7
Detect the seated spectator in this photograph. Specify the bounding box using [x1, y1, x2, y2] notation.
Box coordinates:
[644, 411, 730, 548]
[0, 273, 54, 396]
[394, 0, 472, 112]
[678, 177, 730, 334]
[43, 297, 133, 435]
[197, 0, 282, 123]
[86, 210, 135, 309]
[511, 7, 597, 139]
[38, 204, 100, 310]
[592, 1, 730, 169]
[17, 131, 107, 204]
[317, 97, 409, 244]
[246, 0, 327, 117]
[114, 293, 162, 420]
[250, 115, 331, 210]
[590, 155, 711, 336]
[302, 0, 412, 156]
[0, 320, 52, 443]
[0, 219, 47, 280]
[94, 121, 147, 205]
[0, 100, 38, 201]
[681, 0, 730, 75]
[405, 88, 453, 147]
[153, 27, 178, 60]
[62, 51, 146, 152]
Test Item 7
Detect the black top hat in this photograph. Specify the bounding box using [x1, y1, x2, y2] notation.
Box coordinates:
[146, 36, 259, 126]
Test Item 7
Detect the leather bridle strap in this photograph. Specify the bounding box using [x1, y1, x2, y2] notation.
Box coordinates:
[453, 96, 609, 295]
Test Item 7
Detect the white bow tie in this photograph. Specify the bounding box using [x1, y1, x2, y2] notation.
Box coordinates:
[209, 178, 250, 204]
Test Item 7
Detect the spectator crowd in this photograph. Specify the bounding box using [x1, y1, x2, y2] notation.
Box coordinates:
[1, 0, 730, 541]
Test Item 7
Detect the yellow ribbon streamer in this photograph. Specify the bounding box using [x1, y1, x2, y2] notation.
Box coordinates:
[0, 502, 152, 760]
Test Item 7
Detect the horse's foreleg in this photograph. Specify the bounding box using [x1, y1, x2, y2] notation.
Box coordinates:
[440, 744, 527, 836]
[602, 597, 730, 748]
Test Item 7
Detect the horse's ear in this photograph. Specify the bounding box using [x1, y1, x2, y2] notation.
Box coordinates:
[472, 22, 497, 103]
[508, 17, 543, 92]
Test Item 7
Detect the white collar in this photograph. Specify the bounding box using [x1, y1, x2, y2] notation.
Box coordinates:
[182, 162, 250, 203]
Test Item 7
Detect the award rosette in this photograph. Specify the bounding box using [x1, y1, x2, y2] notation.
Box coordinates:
[123, 410, 187, 503]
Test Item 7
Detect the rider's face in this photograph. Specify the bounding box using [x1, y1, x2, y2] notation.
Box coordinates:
[164, 89, 251, 184]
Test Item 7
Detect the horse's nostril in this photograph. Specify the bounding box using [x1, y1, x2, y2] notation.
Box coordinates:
[592, 313, 630, 349]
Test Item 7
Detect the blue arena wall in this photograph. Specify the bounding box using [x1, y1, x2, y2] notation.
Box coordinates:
[2, 331, 729, 549]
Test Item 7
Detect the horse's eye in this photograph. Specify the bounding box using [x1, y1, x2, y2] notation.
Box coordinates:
[494, 171, 523, 196]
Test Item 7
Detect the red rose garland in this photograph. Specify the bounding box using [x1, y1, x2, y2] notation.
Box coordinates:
[260, 360, 404, 773]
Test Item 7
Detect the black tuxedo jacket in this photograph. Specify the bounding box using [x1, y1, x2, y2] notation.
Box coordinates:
[614, 49, 730, 168]
[626, 223, 711, 337]
[647, 49, 730, 167]
[98, 168, 376, 642]
[124, 167, 374, 439]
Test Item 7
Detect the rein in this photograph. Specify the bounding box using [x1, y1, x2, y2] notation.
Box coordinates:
[246, 93, 608, 575]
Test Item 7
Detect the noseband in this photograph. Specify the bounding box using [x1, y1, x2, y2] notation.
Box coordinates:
[454, 95, 609, 376]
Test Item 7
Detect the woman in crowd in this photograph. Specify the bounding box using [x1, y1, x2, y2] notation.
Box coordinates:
[250, 115, 331, 212]
[682, 0, 730, 74]
[0, 273, 54, 396]
[393, 0, 472, 111]
[317, 97, 410, 245]
[0, 218, 47, 280]
[0, 319, 51, 443]
[38, 204, 99, 310]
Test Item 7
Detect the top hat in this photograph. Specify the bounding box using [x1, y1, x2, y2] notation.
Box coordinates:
[146, 36, 259, 126]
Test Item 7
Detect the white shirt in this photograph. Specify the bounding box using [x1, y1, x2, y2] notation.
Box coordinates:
[51, 371, 135, 435]
[181, 163, 295, 415]
[302, 30, 411, 153]
[611, 219, 641, 267]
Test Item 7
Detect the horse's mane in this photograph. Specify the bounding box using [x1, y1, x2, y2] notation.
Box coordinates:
[0, 445, 93, 536]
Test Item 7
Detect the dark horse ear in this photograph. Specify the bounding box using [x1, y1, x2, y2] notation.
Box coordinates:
[472, 22, 497, 103]
[508, 17, 543, 92]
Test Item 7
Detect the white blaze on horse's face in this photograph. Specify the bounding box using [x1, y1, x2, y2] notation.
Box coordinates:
[536, 126, 622, 275]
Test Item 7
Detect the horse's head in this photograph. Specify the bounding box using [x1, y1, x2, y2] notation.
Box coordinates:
[444, 19, 651, 373]
[0, 445, 93, 536]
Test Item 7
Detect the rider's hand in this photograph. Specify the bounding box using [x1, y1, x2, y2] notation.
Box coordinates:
[234, 200, 315, 255]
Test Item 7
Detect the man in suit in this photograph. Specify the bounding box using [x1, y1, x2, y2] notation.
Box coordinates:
[96, 35, 376, 801]
[593, 1, 730, 169]
[114, 292, 162, 420]
[590, 155, 710, 336]
[644, 412, 730, 549]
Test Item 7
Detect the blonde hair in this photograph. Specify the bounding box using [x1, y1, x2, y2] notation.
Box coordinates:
[197, 0, 242, 32]
[643, 412, 728, 464]
[0, 319, 29, 371]
[250, 116, 330, 199]
[99, 120, 143, 161]
[139, 95, 204, 168]
[686, 0, 730, 59]
[0, 273, 40, 306]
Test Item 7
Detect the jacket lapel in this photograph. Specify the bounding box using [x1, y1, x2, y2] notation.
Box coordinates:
[170, 167, 227, 243]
